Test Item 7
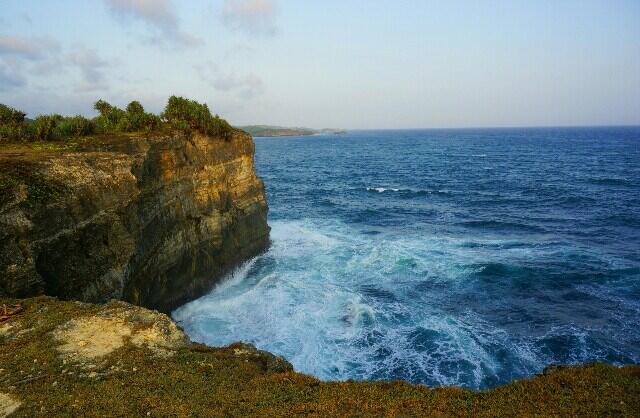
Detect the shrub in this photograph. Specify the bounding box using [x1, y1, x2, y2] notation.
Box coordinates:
[0, 104, 26, 125]
[54, 116, 94, 138]
[0, 104, 29, 142]
[31, 115, 63, 141]
[94, 99, 111, 115]
[162, 96, 232, 139]
[126, 101, 144, 115]
[93, 100, 160, 133]
[0, 123, 29, 142]
[124, 101, 160, 132]
[213, 114, 233, 139]
[93, 99, 127, 133]
[1, 97, 232, 143]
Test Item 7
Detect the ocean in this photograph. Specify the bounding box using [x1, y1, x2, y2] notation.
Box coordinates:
[173, 127, 640, 389]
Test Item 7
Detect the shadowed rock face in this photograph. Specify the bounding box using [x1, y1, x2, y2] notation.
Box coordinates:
[0, 130, 269, 312]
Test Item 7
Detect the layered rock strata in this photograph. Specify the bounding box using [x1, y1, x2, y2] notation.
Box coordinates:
[0, 131, 269, 312]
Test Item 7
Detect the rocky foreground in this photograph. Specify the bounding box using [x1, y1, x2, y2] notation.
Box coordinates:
[0, 297, 638, 417]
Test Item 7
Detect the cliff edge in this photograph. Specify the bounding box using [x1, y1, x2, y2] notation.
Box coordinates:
[0, 297, 638, 417]
[0, 130, 269, 312]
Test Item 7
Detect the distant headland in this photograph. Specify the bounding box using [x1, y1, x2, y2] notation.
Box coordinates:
[239, 125, 347, 137]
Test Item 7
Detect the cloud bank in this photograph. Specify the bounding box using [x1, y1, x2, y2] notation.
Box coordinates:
[0, 34, 111, 93]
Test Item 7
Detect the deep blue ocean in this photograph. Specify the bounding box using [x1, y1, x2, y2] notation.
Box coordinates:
[174, 127, 640, 389]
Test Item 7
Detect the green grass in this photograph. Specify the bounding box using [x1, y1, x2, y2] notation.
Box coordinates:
[1, 297, 638, 417]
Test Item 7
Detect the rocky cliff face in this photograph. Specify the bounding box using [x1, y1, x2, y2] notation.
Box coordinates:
[0, 130, 269, 312]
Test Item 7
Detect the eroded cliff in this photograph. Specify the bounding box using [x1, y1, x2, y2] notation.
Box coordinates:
[0, 130, 269, 312]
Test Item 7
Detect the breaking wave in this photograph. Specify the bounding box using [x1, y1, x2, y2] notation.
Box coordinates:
[174, 128, 640, 389]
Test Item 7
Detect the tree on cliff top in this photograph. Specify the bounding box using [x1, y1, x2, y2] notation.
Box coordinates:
[93, 99, 160, 133]
[162, 96, 232, 140]
[0, 104, 29, 142]
[0, 97, 233, 143]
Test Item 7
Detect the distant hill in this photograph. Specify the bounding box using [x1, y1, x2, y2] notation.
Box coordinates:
[239, 125, 346, 137]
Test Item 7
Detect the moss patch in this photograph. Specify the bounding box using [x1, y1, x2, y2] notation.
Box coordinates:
[0, 297, 638, 417]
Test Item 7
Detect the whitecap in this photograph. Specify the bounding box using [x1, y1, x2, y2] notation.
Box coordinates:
[366, 187, 401, 193]
[173, 217, 636, 389]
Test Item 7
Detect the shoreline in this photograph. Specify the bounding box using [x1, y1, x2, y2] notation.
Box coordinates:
[1, 296, 638, 416]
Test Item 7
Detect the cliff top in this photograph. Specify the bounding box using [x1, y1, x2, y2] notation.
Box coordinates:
[1, 297, 638, 417]
[0, 96, 234, 145]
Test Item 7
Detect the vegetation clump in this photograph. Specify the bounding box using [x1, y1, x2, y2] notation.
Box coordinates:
[93, 99, 160, 134]
[0, 97, 232, 143]
[162, 96, 232, 139]
[0, 104, 29, 142]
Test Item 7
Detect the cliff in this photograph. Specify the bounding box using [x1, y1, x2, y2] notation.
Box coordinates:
[1, 297, 638, 417]
[0, 130, 269, 312]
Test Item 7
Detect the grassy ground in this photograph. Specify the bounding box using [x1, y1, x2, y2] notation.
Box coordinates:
[0, 297, 638, 417]
[0, 134, 142, 206]
[0, 132, 152, 155]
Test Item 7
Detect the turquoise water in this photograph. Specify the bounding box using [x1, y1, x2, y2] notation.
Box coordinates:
[174, 127, 640, 389]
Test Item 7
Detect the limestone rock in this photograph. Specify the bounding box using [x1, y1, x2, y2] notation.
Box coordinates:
[0, 131, 269, 312]
[0, 393, 21, 417]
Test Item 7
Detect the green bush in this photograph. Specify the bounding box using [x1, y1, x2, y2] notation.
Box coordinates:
[124, 101, 160, 132]
[126, 101, 144, 115]
[93, 100, 127, 133]
[31, 115, 63, 141]
[1, 97, 233, 143]
[93, 100, 160, 133]
[0, 123, 29, 142]
[0, 104, 26, 125]
[3, 111, 93, 142]
[54, 116, 94, 138]
[162, 96, 232, 139]
[0, 104, 29, 142]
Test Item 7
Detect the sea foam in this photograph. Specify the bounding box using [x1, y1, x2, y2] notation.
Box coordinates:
[174, 128, 640, 389]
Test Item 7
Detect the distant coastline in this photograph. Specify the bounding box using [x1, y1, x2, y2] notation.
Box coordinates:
[239, 125, 347, 137]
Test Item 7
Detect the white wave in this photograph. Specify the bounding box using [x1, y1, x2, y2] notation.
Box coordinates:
[172, 218, 632, 388]
[367, 187, 400, 193]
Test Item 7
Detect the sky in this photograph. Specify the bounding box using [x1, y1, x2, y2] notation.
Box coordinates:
[0, 0, 639, 129]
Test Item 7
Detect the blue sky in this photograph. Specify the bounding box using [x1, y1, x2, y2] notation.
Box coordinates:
[1, 0, 639, 128]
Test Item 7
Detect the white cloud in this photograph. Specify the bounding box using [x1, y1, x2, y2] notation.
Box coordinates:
[0, 34, 112, 93]
[222, 0, 278, 36]
[104, 0, 201, 47]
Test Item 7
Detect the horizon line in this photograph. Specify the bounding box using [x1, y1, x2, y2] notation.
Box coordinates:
[253, 123, 640, 131]
[340, 124, 640, 131]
